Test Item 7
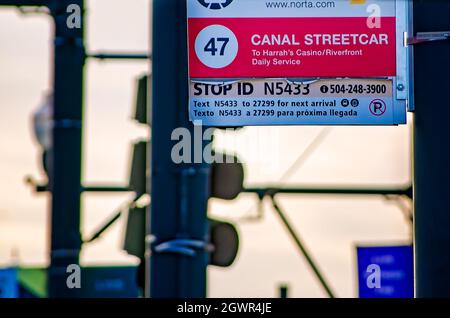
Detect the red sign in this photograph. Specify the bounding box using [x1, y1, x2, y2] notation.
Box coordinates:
[188, 17, 397, 78]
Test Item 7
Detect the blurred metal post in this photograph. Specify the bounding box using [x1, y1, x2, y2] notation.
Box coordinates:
[270, 196, 336, 298]
[0, 0, 85, 298]
[413, 0, 450, 297]
[0, 0, 48, 5]
[279, 284, 289, 299]
[149, 0, 210, 297]
[48, 0, 85, 298]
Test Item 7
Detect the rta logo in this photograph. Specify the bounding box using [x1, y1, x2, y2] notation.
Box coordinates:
[197, 0, 234, 10]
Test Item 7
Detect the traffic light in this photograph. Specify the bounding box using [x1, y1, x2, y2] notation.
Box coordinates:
[123, 140, 150, 292]
[123, 74, 245, 292]
[123, 140, 149, 257]
[123, 73, 151, 258]
[123, 209, 146, 259]
[126, 74, 151, 257]
[210, 153, 244, 200]
[123, 149, 244, 268]
[133, 74, 151, 126]
[123, 140, 149, 256]
[209, 218, 239, 267]
[207, 152, 244, 267]
[123, 74, 152, 292]
[128, 140, 149, 196]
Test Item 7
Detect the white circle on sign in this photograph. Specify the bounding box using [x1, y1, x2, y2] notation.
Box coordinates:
[194, 25, 238, 69]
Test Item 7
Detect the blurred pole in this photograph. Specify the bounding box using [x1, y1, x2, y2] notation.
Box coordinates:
[48, 0, 85, 298]
[413, 0, 450, 297]
[148, 0, 210, 297]
[271, 197, 336, 298]
[0, 0, 48, 5]
[279, 284, 289, 299]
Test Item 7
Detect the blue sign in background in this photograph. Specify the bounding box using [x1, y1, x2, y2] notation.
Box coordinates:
[0, 268, 18, 298]
[357, 245, 414, 298]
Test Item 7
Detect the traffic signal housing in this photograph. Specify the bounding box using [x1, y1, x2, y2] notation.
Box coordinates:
[209, 218, 239, 267]
[210, 153, 244, 201]
[133, 74, 151, 126]
[123, 74, 245, 291]
[128, 140, 149, 196]
[207, 152, 244, 267]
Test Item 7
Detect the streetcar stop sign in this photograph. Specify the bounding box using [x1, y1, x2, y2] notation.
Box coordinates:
[187, 0, 413, 126]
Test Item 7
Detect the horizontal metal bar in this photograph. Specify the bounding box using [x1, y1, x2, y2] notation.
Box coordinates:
[82, 185, 131, 192]
[243, 186, 412, 198]
[35, 182, 412, 197]
[87, 52, 151, 60]
[35, 184, 131, 193]
[0, 0, 48, 6]
[408, 31, 450, 45]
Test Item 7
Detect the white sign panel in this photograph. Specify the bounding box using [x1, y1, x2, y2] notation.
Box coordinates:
[187, 0, 412, 126]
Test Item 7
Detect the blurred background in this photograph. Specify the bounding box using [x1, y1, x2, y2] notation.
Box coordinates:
[0, 0, 412, 297]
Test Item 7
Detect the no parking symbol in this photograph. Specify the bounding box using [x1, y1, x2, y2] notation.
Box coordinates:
[369, 99, 387, 116]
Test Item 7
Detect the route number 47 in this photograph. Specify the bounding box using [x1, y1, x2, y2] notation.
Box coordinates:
[204, 37, 230, 56]
[194, 25, 238, 68]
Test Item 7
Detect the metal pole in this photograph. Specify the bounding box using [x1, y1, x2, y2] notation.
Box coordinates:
[149, 0, 210, 298]
[270, 196, 336, 298]
[87, 53, 150, 60]
[413, 0, 450, 298]
[279, 284, 289, 299]
[0, 0, 84, 298]
[48, 0, 85, 298]
[0, 0, 48, 5]
[243, 186, 412, 198]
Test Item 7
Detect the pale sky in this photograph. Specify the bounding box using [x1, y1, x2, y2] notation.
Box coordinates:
[0, 0, 412, 298]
